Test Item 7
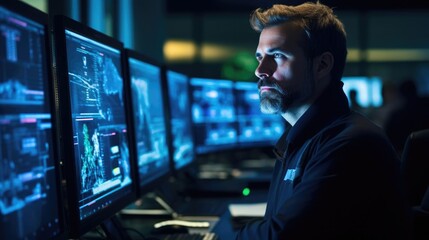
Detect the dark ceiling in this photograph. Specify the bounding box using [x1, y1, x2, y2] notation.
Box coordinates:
[166, 0, 429, 14]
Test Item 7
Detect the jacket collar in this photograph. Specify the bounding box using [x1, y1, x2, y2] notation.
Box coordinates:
[274, 81, 350, 159]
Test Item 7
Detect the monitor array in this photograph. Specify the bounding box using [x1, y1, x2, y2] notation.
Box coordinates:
[191, 78, 285, 155]
[0, 1, 285, 239]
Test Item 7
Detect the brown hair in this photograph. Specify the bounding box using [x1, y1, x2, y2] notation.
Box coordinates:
[250, 1, 347, 82]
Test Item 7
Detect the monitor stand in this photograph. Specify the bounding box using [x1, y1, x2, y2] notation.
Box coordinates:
[100, 215, 133, 240]
[120, 191, 177, 217]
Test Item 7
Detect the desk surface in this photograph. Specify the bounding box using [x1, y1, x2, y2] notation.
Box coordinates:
[82, 186, 267, 239]
[115, 191, 266, 240]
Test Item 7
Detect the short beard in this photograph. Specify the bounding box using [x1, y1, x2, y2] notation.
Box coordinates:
[258, 78, 291, 114]
[260, 91, 285, 114]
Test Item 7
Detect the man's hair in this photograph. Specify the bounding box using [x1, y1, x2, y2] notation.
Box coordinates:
[249, 1, 347, 82]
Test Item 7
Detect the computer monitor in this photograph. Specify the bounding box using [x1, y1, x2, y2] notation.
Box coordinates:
[190, 78, 238, 154]
[0, 1, 65, 239]
[52, 15, 136, 238]
[124, 49, 170, 195]
[164, 69, 195, 173]
[342, 76, 383, 108]
[234, 81, 285, 147]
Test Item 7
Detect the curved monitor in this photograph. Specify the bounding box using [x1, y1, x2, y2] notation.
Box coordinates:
[52, 15, 136, 238]
[190, 78, 238, 154]
[124, 49, 170, 195]
[234, 81, 285, 147]
[164, 69, 195, 172]
[0, 1, 65, 239]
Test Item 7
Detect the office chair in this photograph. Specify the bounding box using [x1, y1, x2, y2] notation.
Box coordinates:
[401, 129, 429, 207]
[412, 186, 429, 239]
[400, 129, 429, 239]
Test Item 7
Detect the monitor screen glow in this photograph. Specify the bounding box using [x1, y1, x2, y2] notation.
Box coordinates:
[64, 29, 133, 221]
[342, 76, 383, 108]
[0, 2, 64, 239]
[166, 70, 194, 170]
[190, 78, 238, 154]
[127, 54, 170, 193]
[53, 15, 135, 237]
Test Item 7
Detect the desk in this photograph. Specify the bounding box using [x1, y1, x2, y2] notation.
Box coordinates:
[118, 189, 267, 239]
[119, 210, 241, 240]
[80, 185, 268, 239]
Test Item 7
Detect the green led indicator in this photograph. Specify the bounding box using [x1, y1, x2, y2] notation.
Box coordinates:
[242, 187, 251, 196]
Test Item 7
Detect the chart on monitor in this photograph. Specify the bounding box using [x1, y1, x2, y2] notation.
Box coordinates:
[52, 15, 136, 239]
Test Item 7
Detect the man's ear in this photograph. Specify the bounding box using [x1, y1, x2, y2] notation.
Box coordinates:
[314, 52, 334, 79]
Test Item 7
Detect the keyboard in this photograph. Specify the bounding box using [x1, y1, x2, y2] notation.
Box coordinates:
[157, 232, 218, 240]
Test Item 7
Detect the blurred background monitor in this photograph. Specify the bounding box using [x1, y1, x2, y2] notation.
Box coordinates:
[53, 15, 136, 238]
[234, 81, 285, 148]
[342, 76, 383, 108]
[124, 49, 170, 196]
[190, 78, 238, 155]
[0, 1, 65, 239]
[164, 68, 195, 173]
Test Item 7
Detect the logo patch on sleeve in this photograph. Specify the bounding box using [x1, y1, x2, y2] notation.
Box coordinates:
[284, 168, 298, 181]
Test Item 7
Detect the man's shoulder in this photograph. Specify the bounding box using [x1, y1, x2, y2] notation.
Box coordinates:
[312, 112, 392, 152]
[318, 112, 380, 135]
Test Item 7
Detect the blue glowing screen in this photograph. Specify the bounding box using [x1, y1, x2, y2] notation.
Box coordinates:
[166, 70, 195, 170]
[64, 29, 132, 220]
[128, 57, 170, 189]
[0, 4, 62, 239]
[190, 78, 237, 154]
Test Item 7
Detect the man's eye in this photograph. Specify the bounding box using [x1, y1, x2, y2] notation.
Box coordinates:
[273, 53, 284, 59]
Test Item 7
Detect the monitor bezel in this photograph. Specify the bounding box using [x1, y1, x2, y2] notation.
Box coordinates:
[123, 48, 172, 198]
[0, 1, 66, 239]
[52, 15, 137, 238]
[162, 67, 198, 176]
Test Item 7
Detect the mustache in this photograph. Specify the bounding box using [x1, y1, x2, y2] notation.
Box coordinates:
[257, 77, 286, 95]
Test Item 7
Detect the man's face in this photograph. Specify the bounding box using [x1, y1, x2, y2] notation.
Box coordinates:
[255, 22, 315, 114]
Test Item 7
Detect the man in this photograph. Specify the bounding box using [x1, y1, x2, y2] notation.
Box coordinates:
[234, 2, 410, 239]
